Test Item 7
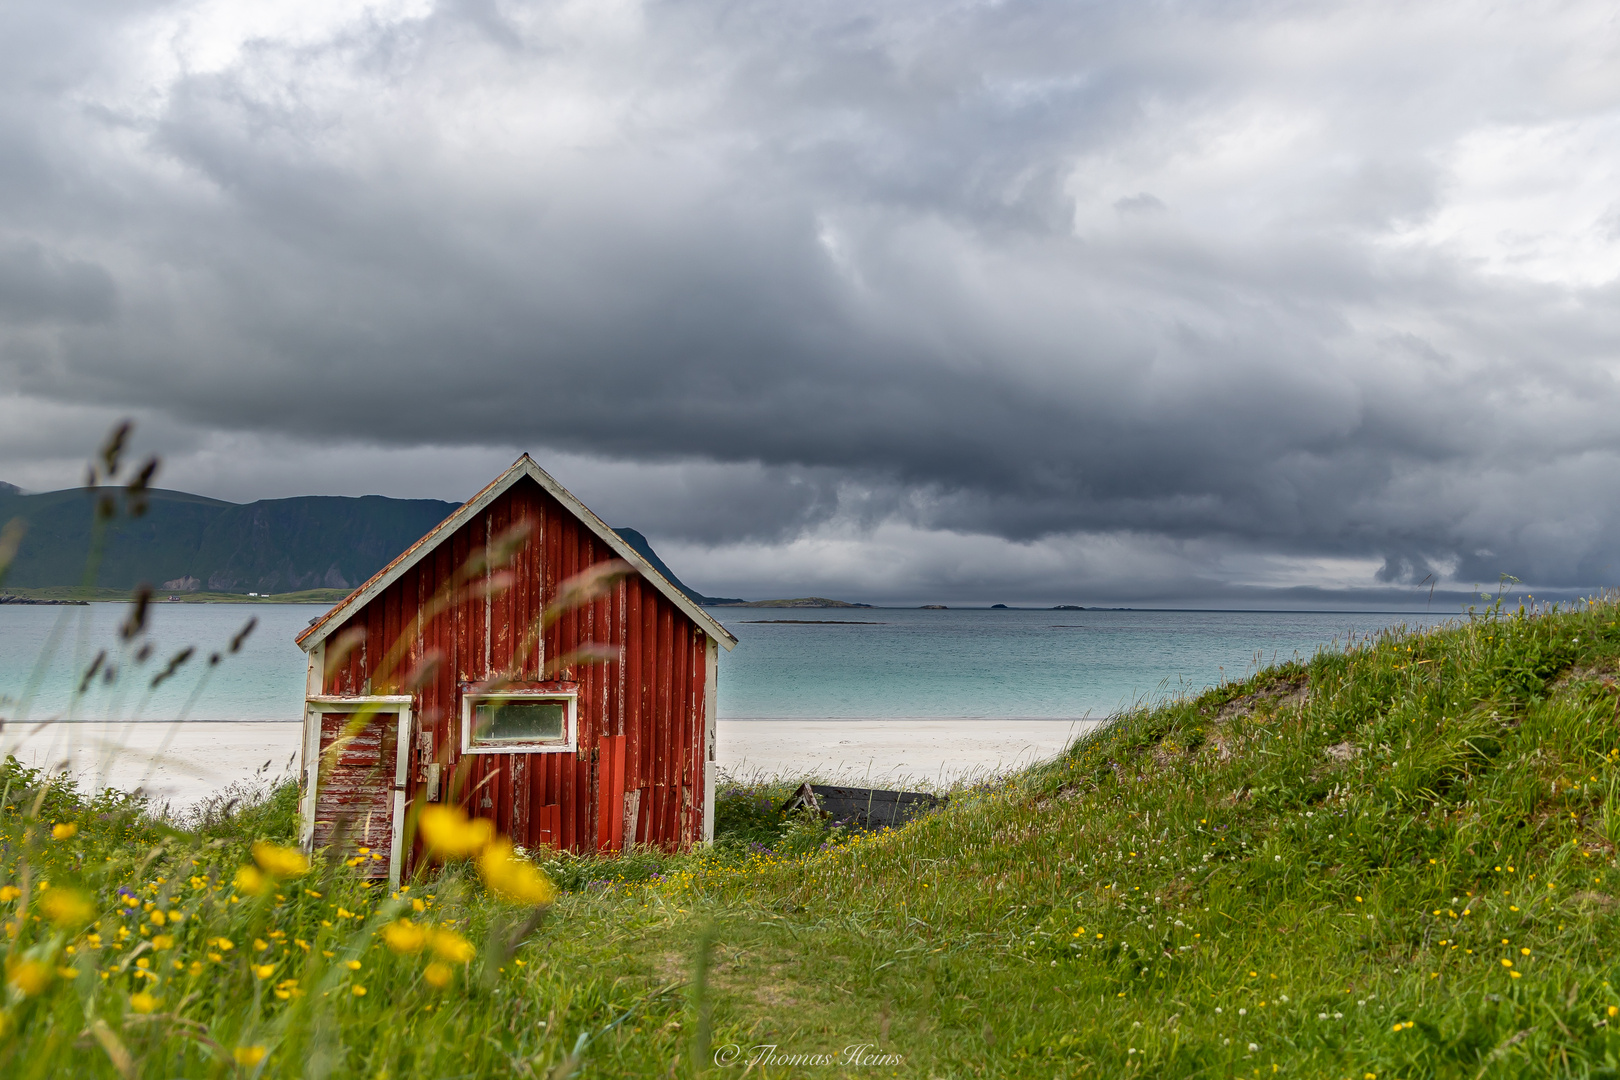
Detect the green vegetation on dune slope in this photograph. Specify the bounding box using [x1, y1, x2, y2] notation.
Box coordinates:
[7, 599, 1620, 1077]
[660, 597, 1620, 1078]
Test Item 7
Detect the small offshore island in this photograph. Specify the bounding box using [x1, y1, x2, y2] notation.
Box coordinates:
[708, 596, 874, 608]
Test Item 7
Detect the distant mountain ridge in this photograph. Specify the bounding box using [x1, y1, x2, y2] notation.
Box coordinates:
[0, 485, 459, 593]
[710, 597, 873, 608]
[0, 483, 724, 602]
[608, 528, 744, 606]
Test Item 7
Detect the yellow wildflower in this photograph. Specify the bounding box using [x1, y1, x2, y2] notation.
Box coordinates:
[252, 964, 275, 980]
[234, 866, 270, 896]
[0, 886, 18, 903]
[51, 822, 77, 840]
[252, 841, 309, 879]
[418, 805, 495, 860]
[129, 992, 159, 1014]
[152, 935, 175, 950]
[423, 961, 453, 989]
[476, 839, 557, 905]
[383, 920, 428, 954]
[430, 928, 476, 964]
[41, 888, 95, 928]
[8, 960, 53, 996]
[233, 1047, 267, 1067]
[351, 985, 367, 996]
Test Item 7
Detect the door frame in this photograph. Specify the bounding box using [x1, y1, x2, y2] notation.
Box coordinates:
[300, 694, 414, 889]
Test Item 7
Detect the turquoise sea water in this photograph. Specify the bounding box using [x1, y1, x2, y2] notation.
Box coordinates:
[0, 603, 1456, 723]
[713, 607, 1456, 718]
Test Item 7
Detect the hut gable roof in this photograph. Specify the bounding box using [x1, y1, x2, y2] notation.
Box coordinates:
[294, 454, 737, 652]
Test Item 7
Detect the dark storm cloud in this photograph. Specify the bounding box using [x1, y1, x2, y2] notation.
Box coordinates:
[0, 243, 116, 325]
[1, 0, 1619, 600]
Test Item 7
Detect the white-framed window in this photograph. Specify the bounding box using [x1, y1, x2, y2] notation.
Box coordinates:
[460, 690, 578, 754]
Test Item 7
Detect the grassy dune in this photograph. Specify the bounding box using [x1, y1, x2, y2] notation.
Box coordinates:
[6, 598, 1620, 1077]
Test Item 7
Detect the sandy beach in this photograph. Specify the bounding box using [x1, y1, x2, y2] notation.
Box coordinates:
[0, 720, 304, 810]
[0, 717, 1095, 808]
[715, 718, 1094, 786]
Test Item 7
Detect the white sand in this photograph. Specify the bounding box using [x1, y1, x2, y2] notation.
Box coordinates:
[0, 721, 303, 810]
[0, 717, 1099, 807]
[716, 719, 1097, 787]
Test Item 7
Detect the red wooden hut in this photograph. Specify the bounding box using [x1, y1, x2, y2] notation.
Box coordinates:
[293, 455, 737, 885]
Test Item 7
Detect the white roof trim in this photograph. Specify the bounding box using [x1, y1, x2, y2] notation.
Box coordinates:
[296, 455, 737, 652]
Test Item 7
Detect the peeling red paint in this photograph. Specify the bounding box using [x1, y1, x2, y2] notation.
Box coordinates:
[304, 472, 714, 877]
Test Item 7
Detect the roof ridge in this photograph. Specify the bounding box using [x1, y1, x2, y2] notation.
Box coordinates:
[294, 455, 735, 652]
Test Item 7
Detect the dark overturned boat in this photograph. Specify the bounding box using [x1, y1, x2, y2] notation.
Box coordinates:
[779, 783, 945, 831]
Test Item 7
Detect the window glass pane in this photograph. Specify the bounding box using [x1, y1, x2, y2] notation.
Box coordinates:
[472, 699, 567, 746]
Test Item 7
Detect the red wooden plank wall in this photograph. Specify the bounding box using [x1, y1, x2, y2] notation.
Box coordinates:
[318, 477, 710, 869]
[596, 735, 626, 853]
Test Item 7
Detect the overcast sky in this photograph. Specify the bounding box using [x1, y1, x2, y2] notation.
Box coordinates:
[2, 0, 1618, 606]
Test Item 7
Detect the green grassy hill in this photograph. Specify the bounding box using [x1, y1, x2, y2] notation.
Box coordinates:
[4, 598, 1620, 1076]
[660, 596, 1620, 1077]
